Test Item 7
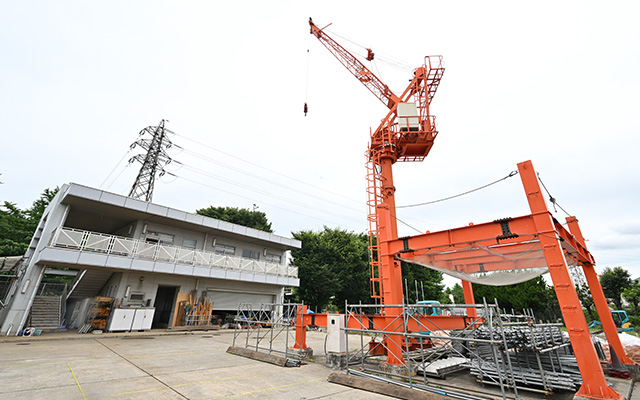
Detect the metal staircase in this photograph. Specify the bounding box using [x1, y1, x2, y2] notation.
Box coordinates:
[67, 269, 114, 300]
[30, 295, 62, 329]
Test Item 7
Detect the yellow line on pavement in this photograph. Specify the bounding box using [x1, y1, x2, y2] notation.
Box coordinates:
[127, 349, 217, 359]
[0, 360, 70, 369]
[67, 362, 87, 400]
[0, 350, 216, 370]
[211, 378, 325, 400]
[0, 356, 117, 369]
[90, 371, 275, 399]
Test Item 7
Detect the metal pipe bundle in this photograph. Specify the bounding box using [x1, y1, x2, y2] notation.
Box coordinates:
[469, 359, 581, 392]
[472, 325, 565, 350]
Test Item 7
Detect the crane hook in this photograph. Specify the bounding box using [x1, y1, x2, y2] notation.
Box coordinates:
[304, 102, 308, 116]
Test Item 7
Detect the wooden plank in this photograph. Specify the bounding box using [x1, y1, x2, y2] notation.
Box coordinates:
[327, 372, 448, 400]
[226, 346, 288, 367]
[167, 325, 219, 332]
[171, 292, 191, 328]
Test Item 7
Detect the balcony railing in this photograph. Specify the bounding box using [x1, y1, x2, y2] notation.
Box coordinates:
[50, 228, 298, 278]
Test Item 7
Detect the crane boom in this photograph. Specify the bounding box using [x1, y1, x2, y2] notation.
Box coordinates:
[309, 18, 400, 109]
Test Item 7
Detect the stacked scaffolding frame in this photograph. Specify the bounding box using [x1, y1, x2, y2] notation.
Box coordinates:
[343, 301, 584, 400]
[232, 302, 305, 366]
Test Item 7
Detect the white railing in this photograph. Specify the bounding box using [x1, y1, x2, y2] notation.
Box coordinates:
[51, 228, 298, 278]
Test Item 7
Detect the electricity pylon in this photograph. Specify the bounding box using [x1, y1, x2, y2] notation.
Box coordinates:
[128, 119, 173, 202]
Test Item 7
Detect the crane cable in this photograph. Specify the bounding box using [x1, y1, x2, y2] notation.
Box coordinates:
[395, 170, 519, 209]
[537, 172, 572, 217]
[304, 35, 311, 116]
[326, 29, 413, 71]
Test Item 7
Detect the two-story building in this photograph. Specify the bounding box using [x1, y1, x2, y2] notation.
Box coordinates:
[0, 183, 301, 335]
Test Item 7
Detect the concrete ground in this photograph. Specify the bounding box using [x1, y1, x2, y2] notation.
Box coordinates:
[0, 329, 635, 400]
[0, 329, 393, 400]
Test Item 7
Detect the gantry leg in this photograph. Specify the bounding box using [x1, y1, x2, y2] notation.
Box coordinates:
[566, 216, 634, 365]
[293, 304, 308, 350]
[461, 280, 478, 319]
[518, 160, 622, 400]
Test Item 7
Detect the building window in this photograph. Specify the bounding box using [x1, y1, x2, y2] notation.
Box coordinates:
[214, 243, 235, 256]
[146, 231, 174, 245]
[264, 253, 282, 264]
[242, 249, 260, 260]
[183, 238, 197, 249]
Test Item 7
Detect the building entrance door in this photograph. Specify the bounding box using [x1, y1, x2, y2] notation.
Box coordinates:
[153, 286, 178, 329]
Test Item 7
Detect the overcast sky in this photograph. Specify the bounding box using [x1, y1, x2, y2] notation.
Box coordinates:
[1, 1, 639, 284]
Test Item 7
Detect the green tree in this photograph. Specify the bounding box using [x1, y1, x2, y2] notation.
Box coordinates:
[600, 266, 632, 310]
[443, 283, 465, 304]
[400, 262, 444, 303]
[196, 206, 273, 233]
[0, 188, 58, 257]
[289, 227, 370, 312]
[576, 284, 596, 321]
[290, 228, 448, 312]
[0, 202, 30, 256]
[622, 283, 640, 314]
[472, 277, 558, 319]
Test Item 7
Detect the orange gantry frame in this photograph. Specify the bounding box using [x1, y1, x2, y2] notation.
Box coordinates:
[384, 160, 630, 399]
[296, 161, 631, 399]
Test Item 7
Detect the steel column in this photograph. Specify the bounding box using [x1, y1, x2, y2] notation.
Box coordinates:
[518, 160, 622, 400]
[462, 280, 478, 318]
[292, 304, 308, 350]
[565, 217, 634, 365]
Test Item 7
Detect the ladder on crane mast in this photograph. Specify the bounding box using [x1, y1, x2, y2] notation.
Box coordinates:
[366, 152, 383, 300]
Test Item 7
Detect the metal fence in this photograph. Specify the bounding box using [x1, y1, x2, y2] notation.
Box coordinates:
[231, 302, 305, 366]
[342, 300, 580, 400]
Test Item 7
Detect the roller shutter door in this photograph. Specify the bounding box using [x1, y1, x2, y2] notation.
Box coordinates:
[207, 290, 275, 311]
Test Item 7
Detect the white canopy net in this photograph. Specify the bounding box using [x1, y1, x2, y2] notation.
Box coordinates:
[397, 239, 573, 286]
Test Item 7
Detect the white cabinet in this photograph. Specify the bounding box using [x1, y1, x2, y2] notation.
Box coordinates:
[131, 308, 154, 331]
[107, 308, 155, 332]
[108, 308, 136, 332]
[326, 315, 346, 353]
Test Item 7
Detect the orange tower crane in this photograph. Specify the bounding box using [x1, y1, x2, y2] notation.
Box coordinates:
[309, 18, 477, 315]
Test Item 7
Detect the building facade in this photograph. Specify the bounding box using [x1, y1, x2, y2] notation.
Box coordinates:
[0, 183, 300, 334]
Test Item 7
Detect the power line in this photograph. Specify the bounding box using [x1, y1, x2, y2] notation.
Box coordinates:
[174, 145, 363, 214]
[104, 163, 131, 191]
[99, 149, 132, 189]
[172, 131, 362, 205]
[173, 163, 366, 225]
[105, 126, 370, 230]
[167, 172, 366, 232]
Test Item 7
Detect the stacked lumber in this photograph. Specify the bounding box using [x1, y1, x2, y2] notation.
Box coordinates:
[175, 292, 214, 326]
